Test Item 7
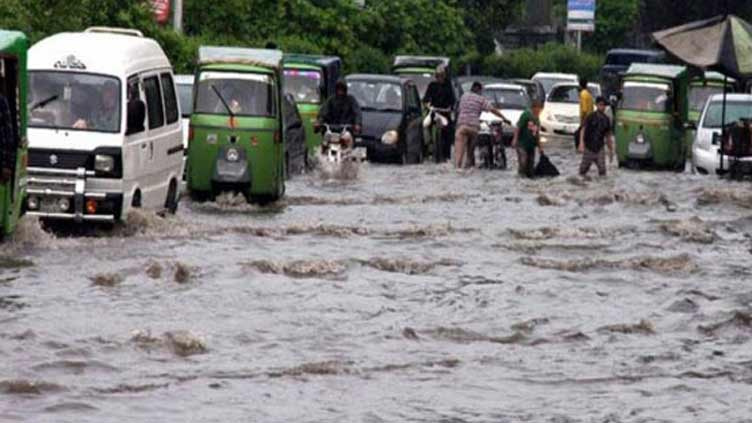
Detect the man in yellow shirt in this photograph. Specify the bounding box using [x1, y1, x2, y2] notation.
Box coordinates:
[575, 77, 594, 149]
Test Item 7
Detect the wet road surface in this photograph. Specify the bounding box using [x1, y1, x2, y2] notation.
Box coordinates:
[2, 143, 752, 422]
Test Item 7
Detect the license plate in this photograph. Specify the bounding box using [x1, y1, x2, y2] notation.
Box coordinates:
[40, 197, 61, 213]
[216, 160, 247, 178]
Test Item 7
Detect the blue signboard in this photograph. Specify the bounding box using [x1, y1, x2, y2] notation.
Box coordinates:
[568, 0, 596, 32]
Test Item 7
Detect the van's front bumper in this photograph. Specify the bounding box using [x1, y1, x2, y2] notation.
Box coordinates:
[24, 167, 123, 223]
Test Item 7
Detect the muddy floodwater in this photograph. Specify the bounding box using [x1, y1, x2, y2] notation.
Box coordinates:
[2, 143, 752, 422]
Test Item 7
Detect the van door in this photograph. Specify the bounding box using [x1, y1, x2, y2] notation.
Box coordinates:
[158, 72, 182, 189]
[141, 72, 169, 208]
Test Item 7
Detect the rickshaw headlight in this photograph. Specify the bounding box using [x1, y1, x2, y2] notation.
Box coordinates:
[381, 130, 399, 145]
[226, 147, 240, 163]
[27, 196, 39, 210]
[94, 154, 115, 174]
[636, 133, 646, 144]
[57, 198, 70, 212]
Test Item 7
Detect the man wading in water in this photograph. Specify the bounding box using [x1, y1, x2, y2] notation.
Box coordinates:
[578, 96, 614, 177]
[454, 81, 509, 170]
[512, 99, 544, 178]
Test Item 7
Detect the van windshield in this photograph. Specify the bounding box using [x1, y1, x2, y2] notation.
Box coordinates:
[689, 85, 725, 112]
[621, 82, 671, 113]
[28, 71, 121, 133]
[284, 69, 322, 104]
[195, 71, 276, 117]
[702, 101, 752, 128]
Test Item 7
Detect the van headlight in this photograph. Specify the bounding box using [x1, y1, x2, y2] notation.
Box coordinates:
[94, 154, 115, 173]
[381, 130, 398, 145]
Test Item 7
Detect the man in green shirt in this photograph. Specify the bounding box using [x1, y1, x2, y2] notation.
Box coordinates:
[512, 99, 544, 178]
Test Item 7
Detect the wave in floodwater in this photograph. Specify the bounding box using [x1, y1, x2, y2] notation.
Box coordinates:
[242, 257, 463, 278]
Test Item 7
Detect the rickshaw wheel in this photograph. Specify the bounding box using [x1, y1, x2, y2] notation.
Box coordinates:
[189, 190, 211, 203]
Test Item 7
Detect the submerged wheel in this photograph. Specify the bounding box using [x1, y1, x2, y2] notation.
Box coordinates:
[189, 189, 211, 203]
[165, 180, 179, 214]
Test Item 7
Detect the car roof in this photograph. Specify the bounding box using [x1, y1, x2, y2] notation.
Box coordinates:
[174, 74, 193, 84]
[532, 72, 578, 80]
[346, 74, 404, 84]
[29, 29, 171, 77]
[485, 83, 527, 91]
[549, 82, 580, 90]
[707, 93, 752, 102]
[393, 55, 449, 69]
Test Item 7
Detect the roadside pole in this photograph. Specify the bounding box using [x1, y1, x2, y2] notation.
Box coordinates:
[576, 30, 582, 52]
[173, 0, 183, 34]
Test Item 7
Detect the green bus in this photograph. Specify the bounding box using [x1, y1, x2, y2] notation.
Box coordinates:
[615, 63, 690, 170]
[187, 47, 287, 203]
[0, 30, 27, 239]
[283, 54, 341, 156]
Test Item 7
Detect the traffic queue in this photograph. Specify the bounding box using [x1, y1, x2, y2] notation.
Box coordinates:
[0, 25, 751, 240]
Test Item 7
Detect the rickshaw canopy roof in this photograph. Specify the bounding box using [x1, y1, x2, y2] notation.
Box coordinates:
[199, 47, 283, 70]
[0, 30, 28, 56]
[692, 71, 735, 83]
[625, 63, 687, 80]
[284, 54, 341, 68]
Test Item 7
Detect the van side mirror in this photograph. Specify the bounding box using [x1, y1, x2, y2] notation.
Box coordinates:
[126, 98, 146, 135]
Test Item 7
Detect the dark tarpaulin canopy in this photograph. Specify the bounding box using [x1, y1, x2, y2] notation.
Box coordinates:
[652, 14, 752, 82]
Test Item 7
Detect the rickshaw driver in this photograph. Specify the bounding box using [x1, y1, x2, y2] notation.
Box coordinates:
[316, 79, 362, 148]
[72, 80, 119, 131]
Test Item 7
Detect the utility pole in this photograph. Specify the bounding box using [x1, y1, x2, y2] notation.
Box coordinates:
[173, 0, 183, 34]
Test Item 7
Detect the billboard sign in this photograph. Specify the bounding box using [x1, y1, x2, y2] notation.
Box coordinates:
[567, 0, 595, 32]
[151, 0, 171, 25]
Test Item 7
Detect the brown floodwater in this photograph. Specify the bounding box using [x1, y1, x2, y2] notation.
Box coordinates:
[2, 143, 752, 422]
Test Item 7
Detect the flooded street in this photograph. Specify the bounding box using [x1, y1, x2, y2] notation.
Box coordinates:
[3, 142, 752, 422]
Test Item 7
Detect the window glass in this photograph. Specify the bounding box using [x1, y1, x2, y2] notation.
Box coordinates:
[548, 85, 580, 104]
[702, 101, 752, 128]
[284, 69, 322, 104]
[195, 71, 275, 117]
[620, 82, 671, 112]
[161, 73, 179, 124]
[176, 83, 193, 117]
[348, 80, 403, 111]
[143, 76, 164, 129]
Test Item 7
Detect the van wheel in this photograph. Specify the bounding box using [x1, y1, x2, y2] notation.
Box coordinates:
[165, 180, 179, 214]
[131, 190, 142, 208]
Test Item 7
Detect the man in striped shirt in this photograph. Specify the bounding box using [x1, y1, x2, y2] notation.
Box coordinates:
[454, 82, 510, 169]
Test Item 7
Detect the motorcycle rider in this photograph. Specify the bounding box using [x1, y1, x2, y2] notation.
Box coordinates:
[317, 79, 362, 148]
[422, 64, 456, 162]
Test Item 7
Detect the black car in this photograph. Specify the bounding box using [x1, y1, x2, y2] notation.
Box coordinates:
[282, 93, 306, 176]
[600, 49, 665, 98]
[346, 74, 424, 164]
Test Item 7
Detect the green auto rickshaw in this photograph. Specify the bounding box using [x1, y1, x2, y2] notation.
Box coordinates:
[283, 54, 341, 154]
[615, 63, 690, 170]
[392, 55, 450, 99]
[0, 30, 28, 240]
[187, 47, 286, 203]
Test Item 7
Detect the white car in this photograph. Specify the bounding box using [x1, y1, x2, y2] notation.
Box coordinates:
[175, 74, 193, 179]
[26, 27, 183, 222]
[532, 72, 578, 97]
[692, 93, 752, 175]
[481, 83, 531, 142]
[540, 82, 585, 143]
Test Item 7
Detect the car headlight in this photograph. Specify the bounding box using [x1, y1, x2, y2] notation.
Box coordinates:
[94, 154, 115, 173]
[381, 130, 399, 145]
[226, 147, 240, 162]
[480, 121, 490, 131]
[635, 133, 646, 144]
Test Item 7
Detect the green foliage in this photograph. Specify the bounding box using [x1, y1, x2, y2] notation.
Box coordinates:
[586, 0, 640, 53]
[483, 43, 603, 80]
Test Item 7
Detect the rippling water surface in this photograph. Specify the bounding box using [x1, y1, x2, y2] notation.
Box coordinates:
[2, 144, 752, 422]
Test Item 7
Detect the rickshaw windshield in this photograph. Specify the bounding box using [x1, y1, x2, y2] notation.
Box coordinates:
[484, 88, 530, 109]
[28, 71, 122, 133]
[702, 101, 752, 128]
[176, 82, 193, 117]
[283, 69, 322, 104]
[621, 82, 671, 113]
[348, 81, 403, 112]
[689, 85, 725, 112]
[195, 71, 276, 117]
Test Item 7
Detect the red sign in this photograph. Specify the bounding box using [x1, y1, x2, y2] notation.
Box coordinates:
[151, 0, 170, 24]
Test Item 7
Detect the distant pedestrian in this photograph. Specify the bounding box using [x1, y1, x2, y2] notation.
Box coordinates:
[578, 96, 614, 177]
[512, 99, 544, 178]
[574, 77, 594, 149]
[454, 82, 509, 169]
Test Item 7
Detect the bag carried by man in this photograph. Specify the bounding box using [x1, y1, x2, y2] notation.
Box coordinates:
[535, 153, 560, 178]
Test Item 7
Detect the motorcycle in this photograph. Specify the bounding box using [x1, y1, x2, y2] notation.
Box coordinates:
[423, 106, 451, 163]
[477, 118, 510, 170]
[318, 124, 364, 163]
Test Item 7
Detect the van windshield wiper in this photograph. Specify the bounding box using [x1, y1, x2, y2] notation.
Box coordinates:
[31, 95, 59, 111]
[210, 85, 235, 118]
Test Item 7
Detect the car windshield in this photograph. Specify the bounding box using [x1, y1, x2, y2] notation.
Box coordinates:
[400, 74, 432, 98]
[702, 101, 752, 128]
[347, 80, 402, 111]
[536, 77, 573, 95]
[620, 82, 671, 113]
[28, 71, 121, 133]
[484, 88, 530, 109]
[548, 85, 580, 104]
[177, 82, 193, 118]
[195, 71, 276, 117]
[283, 69, 322, 104]
[689, 85, 725, 112]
